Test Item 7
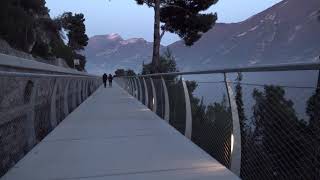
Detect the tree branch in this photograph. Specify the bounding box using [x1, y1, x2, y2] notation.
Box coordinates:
[160, 30, 166, 40]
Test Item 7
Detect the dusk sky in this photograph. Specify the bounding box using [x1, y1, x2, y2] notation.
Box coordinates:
[46, 0, 282, 45]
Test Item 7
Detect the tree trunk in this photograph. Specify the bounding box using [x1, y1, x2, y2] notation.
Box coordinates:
[152, 0, 161, 73]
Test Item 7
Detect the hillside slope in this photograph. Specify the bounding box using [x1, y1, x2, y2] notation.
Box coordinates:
[169, 0, 320, 70]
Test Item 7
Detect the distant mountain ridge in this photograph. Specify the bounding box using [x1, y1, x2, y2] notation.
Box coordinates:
[85, 0, 320, 74]
[168, 0, 320, 70]
[85, 33, 164, 74]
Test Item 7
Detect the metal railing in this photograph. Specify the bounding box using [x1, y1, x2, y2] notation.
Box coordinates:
[0, 55, 101, 177]
[115, 62, 320, 180]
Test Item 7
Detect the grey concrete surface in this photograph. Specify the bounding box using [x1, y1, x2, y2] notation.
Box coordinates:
[1, 84, 239, 180]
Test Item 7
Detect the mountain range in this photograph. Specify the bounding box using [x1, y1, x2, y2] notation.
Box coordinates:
[84, 33, 164, 74]
[85, 0, 320, 74]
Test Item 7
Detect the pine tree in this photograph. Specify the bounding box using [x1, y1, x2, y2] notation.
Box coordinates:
[250, 85, 309, 179]
[59, 12, 89, 70]
[142, 48, 178, 75]
[60, 12, 89, 51]
[306, 74, 320, 179]
[134, 0, 218, 72]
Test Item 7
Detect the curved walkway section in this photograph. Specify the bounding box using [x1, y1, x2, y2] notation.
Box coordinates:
[2, 84, 239, 180]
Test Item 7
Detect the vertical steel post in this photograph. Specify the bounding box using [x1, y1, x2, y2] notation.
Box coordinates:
[130, 78, 134, 95]
[72, 80, 77, 110]
[182, 78, 192, 139]
[50, 80, 59, 128]
[133, 77, 139, 98]
[143, 77, 149, 106]
[77, 80, 82, 104]
[161, 77, 170, 122]
[224, 73, 242, 176]
[63, 79, 70, 117]
[26, 79, 37, 149]
[137, 77, 143, 102]
[150, 77, 157, 113]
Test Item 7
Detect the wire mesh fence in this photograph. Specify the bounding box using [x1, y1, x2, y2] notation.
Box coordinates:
[229, 71, 320, 180]
[0, 74, 101, 177]
[115, 66, 320, 179]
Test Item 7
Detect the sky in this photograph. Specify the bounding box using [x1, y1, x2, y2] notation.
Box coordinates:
[46, 0, 282, 45]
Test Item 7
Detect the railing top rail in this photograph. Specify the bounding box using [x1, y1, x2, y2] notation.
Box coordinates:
[0, 53, 93, 76]
[122, 62, 320, 78]
[0, 70, 99, 78]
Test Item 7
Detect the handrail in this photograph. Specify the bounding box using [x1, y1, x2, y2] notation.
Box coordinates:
[0, 70, 99, 78]
[0, 53, 90, 76]
[124, 62, 320, 77]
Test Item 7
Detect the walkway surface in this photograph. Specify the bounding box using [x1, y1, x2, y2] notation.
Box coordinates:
[2, 84, 239, 180]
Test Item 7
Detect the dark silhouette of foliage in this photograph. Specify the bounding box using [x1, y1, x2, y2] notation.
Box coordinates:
[243, 85, 311, 180]
[306, 78, 320, 179]
[126, 69, 137, 76]
[234, 73, 252, 177]
[0, 0, 37, 51]
[142, 48, 178, 75]
[0, 1, 88, 70]
[134, 0, 218, 71]
[21, 0, 49, 14]
[199, 95, 232, 167]
[57, 12, 89, 70]
[51, 39, 74, 67]
[114, 69, 136, 77]
[115, 69, 126, 77]
[60, 12, 89, 51]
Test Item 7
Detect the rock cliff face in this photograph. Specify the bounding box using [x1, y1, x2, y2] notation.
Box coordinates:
[0, 39, 69, 68]
[168, 0, 320, 70]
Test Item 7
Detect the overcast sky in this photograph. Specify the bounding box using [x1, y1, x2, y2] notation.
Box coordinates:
[46, 0, 282, 45]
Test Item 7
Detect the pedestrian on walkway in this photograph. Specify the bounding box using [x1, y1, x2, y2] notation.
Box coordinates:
[102, 73, 108, 88]
[108, 74, 113, 87]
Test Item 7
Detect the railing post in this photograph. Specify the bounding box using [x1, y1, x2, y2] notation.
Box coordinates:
[81, 80, 85, 100]
[161, 77, 170, 122]
[84, 80, 88, 99]
[129, 78, 134, 95]
[50, 80, 58, 128]
[137, 77, 143, 102]
[72, 80, 77, 110]
[127, 78, 130, 92]
[78, 80, 82, 105]
[63, 79, 70, 117]
[182, 78, 192, 139]
[133, 77, 139, 98]
[131, 78, 135, 96]
[26, 79, 37, 149]
[150, 77, 157, 113]
[224, 73, 242, 176]
[143, 77, 148, 106]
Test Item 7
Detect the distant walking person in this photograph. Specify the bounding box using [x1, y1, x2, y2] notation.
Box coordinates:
[108, 74, 113, 87]
[102, 73, 108, 88]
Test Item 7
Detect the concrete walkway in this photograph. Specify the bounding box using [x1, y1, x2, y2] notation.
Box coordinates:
[2, 84, 239, 180]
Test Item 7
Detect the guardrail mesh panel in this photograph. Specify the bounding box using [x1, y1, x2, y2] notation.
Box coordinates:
[145, 78, 154, 110]
[0, 77, 30, 177]
[115, 67, 320, 179]
[165, 77, 186, 135]
[139, 78, 146, 105]
[0, 74, 100, 177]
[152, 77, 165, 119]
[183, 74, 233, 168]
[230, 71, 320, 180]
